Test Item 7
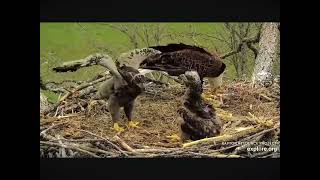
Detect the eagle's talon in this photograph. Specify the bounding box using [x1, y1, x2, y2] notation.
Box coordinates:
[111, 123, 125, 133]
[127, 120, 140, 129]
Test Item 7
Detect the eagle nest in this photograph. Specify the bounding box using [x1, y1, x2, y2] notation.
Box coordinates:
[40, 80, 280, 158]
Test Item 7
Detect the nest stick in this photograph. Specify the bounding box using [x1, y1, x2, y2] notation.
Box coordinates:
[80, 130, 128, 156]
[76, 144, 117, 156]
[241, 125, 279, 141]
[59, 76, 107, 103]
[113, 135, 136, 153]
[182, 126, 261, 148]
[40, 122, 67, 136]
[40, 141, 100, 158]
[188, 152, 241, 158]
[182, 134, 232, 148]
[135, 148, 179, 153]
[56, 135, 67, 158]
[259, 93, 272, 101]
[44, 76, 107, 115]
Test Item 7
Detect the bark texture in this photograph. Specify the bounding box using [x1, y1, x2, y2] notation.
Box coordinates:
[251, 23, 280, 87]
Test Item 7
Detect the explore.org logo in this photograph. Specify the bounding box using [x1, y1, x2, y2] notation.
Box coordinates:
[247, 146, 278, 152]
[222, 141, 280, 153]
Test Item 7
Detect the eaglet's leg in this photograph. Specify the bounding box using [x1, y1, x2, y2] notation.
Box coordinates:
[108, 94, 120, 122]
[108, 94, 126, 133]
[124, 100, 140, 128]
[124, 100, 134, 121]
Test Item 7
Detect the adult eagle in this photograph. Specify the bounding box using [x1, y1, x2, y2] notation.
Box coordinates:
[139, 43, 226, 87]
[116, 43, 226, 89]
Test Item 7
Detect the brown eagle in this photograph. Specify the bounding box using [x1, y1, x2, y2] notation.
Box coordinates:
[178, 71, 223, 140]
[139, 43, 226, 86]
[94, 58, 154, 128]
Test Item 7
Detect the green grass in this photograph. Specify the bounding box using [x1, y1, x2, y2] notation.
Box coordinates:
[40, 23, 279, 102]
[40, 23, 244, 80]
[41, 89, 60, 103]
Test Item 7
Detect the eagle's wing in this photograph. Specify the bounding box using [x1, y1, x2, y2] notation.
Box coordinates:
[140, 49, 224, 77]
[116, 45, 225, 82]
[144, 43, 226, 78]
[116, 48, 161, 69]
[97, 55, 122, 80]
[139, 63, 188, 76]
[149, 43, 212, 56]
[116, 48, 190, 83]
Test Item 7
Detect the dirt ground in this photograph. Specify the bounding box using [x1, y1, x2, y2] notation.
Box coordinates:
[40, 80, 280, 151]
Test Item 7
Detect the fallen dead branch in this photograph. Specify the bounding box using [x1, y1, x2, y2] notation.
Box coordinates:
[52, 54, 113, 72]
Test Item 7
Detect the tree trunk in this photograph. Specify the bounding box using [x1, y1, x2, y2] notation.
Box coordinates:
[251, 23, 279, 86]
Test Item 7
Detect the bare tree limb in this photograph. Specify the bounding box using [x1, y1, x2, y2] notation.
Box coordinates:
[244, 23, 251, 37]
[220, 31, 261, 59]
[220, 43, 244, 59]
[104, 24, 139, 48]
[247, 43, 259, 59]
